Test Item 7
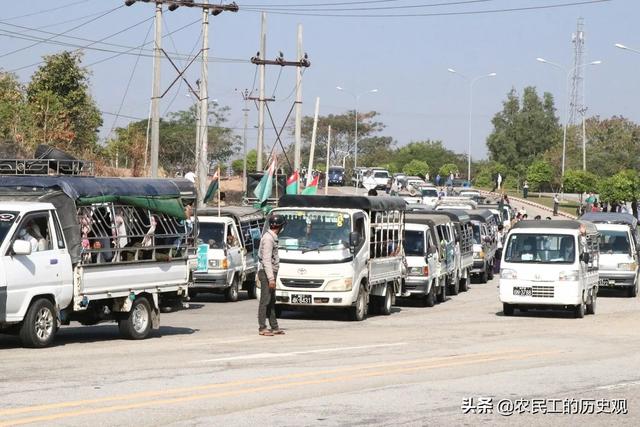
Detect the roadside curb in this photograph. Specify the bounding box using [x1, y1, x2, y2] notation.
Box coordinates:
[479, 190, 577, 220]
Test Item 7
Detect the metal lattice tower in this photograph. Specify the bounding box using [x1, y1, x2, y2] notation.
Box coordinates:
[567, 17, 585, 126]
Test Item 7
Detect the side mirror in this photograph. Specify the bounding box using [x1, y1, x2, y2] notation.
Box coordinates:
[349, 231, 361, 248]
[12, 239, 32, 256]
[581, 252, 590, 263]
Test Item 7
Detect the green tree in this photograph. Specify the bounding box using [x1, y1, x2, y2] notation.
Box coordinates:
[231, 149, 258, 175]
[562, 169, 598, 197]
[474, 161, 508, 188]
[0, 72, 28, 147]
[598, 170, 640, 204]
[486, 87, 561, 171]
[26, 51, 102, 154]
[391, 140, 463, 178]
[438, 163, 459, 177]
[402, 159, 429, 177]
[527, 160, 554, 191]
[585, 116, 640, 177]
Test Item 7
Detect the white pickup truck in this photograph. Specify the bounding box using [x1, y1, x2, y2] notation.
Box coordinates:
[264, 195, 406, 321]
[0, 175, 196, 347]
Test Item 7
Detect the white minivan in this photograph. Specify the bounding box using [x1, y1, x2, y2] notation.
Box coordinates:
[500, 220, 600, 318]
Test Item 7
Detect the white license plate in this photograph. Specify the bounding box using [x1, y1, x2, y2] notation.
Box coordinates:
[599, 279, 615, 286]
[291, 294, 312, 304]
[513, 286, 532, 296]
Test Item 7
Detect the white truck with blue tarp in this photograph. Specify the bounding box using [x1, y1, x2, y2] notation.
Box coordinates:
[0, 173, 196, 347]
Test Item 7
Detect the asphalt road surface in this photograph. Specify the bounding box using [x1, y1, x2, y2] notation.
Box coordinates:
[1, 271, 639, 426]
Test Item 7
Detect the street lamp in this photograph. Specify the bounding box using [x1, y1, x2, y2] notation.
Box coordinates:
[448, 68, 496, 184]
[536, 57, 602, 175]
[336, 86, 378, 187]
[615, 43, 640, 55]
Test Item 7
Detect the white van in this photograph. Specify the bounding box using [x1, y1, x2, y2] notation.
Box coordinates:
[403, 214, 443, 306]
[580, 212, 640, 297]
[500, 220, 599, 318]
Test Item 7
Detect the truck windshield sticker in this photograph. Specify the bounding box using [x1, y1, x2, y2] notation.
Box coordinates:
[336, 214, 344, 228]
[0, 213, 16, 222]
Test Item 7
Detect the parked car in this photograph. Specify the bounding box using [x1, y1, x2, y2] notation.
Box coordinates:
[327, 166, 346, 186]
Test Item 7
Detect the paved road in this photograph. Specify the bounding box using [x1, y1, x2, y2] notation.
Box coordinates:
[1, 273, 639, 426]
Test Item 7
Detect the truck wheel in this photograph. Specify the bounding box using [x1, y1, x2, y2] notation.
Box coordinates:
[503, 303, 514, 316]
[448, 274, 459, 296]
[225, 276, 240, 302]
[19, 298, 57, 348]
[586, 291, 597, 315]
[349, 287, 367, 321]
[119, 297, 152, 340]
[247, 280, 256, 299]
[459, 275, 469, 292]
[379, 284, 392, 316]
[436, 281, 446, 303]
[479, 265, 488, 284]
[188, 288, 198, 299]
[574, 301, 585, 319]
[423, 282, 435, 307]
[628, 282, 638, 298]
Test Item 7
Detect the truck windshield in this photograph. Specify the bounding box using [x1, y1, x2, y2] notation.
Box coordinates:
[472, 224, 482, 244]
[0, 211, 18, 245]
[421, 189, 438, 197]
[198, 222, 225, 249]
[374, 172, 388, 179]
[504, 233, 575, 264]
[600, 230, 630, 255]
[405, 230, 425, 256]
[278, 210, 351, 251]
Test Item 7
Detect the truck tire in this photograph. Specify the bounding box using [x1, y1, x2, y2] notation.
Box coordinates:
[225, 276, 240, 302]
[503, 303, 514, 316]
[574, 301, 585, 319]
[246, 276, 257, 299]
[459, 274, 469, 292]
[379, 284, 392, 316]
[119, 297, 152, 340]
[436, 281, 446, 303]
[448, 273, 459, 296]
[628, 282, 638, 298]
[19, 298, 57, 348]
[423, 282, 436, 307]
[586, 290, 596, 315]
[349, 286, 367, 321]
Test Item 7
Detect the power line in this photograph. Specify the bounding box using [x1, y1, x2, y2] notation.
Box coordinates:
[248, 0, 496, 12]
[241, 0, 611, 17]
[0, 5, 124, 59]
[1, 0, 89, 21]
[244, 0, 402, 6]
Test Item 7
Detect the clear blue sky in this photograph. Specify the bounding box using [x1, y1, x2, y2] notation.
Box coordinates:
[1, 0, 637, 161]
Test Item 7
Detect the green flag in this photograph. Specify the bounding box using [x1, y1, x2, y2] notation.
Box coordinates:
[286, 170, 299, 195]
[301, 174, 319, 195]
[253, 157, 276, 202]
[203, 169, 219, 204]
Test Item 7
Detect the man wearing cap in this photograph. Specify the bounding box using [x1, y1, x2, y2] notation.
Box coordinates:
[257, 214, 286, 336]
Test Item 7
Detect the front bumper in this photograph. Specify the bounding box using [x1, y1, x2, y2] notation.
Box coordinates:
[402, 277, 431, 296]
[193, 270, 230, 289]
[499, 280, 583, 306]
[598, 271, 636, 288]
[275, 289, 355, 307]
[471, 260, 486, 274]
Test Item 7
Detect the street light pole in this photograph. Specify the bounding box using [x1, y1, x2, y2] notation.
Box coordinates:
[336, 86, 378, 185]
[536, 58, 602, 177]
[448, 69, 496, 184]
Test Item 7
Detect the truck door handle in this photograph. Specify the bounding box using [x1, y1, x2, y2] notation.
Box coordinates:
[50, 259, 58, 265]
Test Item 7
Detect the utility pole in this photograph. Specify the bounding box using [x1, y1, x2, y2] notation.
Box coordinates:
[294, 24, 304, 181]
[306, 97, 320, 186]
[194, 79, 201, 181]
[196, 3, 209, 207]
[241, 89, 250, 197]
[256, 12, 267, 171]
[151, 2, 162, 177]
[325, 125, 331, 195]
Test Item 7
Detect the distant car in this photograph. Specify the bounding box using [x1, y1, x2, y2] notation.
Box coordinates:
[459, 190, 485, 204]
[351, 167, 368, 187]
[371, 169, 391, 190]
[327, 166, 346, 186]
[420, 186, 439, 207]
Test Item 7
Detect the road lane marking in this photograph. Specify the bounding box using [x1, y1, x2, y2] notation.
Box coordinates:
[0, 350, 561, 426]
[191, 342, 408, 363]
[597, 380, 640, 390]
[0, 348, 529, 418]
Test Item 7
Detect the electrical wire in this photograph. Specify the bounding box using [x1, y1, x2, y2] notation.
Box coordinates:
[0, 4, 124, 59]
[243, 0, 402, 6]
[106, 20, 155, 140]
[271, 67, 284, 98]
[1, 0, 89, 21]
[162, 25, 203, 116]
[241, 0, 611, 17]
[248, 0, 495, 12]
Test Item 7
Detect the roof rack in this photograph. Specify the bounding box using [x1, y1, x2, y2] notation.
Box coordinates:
[0, 158, 94, 176]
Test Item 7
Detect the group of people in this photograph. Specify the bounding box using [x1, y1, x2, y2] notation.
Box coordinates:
[577, 192, 635, 217]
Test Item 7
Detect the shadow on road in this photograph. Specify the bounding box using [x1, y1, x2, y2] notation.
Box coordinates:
[278, 306, 403, 322]
[495, 309, 578, 319]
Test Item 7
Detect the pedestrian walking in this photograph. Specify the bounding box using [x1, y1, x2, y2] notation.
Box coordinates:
[435, 174, 441, 186]
[553, 194, 560, 216]
[523, 180, 529, 199]
[497, 173, 503, 191]
[257, 214, 286, 336]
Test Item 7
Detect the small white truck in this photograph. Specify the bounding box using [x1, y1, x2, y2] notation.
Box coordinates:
[0, 173, 196, 347]
[264, 195, 406, 321]
[192, 207, 266, 301]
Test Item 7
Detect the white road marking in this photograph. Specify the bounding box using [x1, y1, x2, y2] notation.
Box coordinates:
[596, 380, 640, 390]
[191, 342, 407, 364]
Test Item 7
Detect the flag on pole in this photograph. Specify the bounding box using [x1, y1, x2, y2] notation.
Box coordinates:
[253, 156, 276, 203]
[302, 174, 319, 195]
[286, 170, 299, 195]
[203, 168, 219, 204]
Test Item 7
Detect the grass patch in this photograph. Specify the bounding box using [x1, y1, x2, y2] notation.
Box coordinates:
[478, 187, 579, 216]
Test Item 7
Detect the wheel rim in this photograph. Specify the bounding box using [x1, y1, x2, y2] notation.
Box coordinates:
[35, 307, 54, 341]
[233, 281, 238, 298]
[132, 303, 149, 333]
[385, 288, 392, 311]
[357, 291, 365, 318]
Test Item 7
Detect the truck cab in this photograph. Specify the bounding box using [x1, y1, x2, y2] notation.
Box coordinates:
[500, 220, 600, 318]
[193, 207, 265, 301]
[403, 214, 441, 306]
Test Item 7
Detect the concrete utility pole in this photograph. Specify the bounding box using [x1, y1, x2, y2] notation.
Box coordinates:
[325, 125, 331, 195]
[307, 97, 321, 186]
[241, 89, 250, 197]
[196, 3, 209, 207]
[294, 24, 304, 180]
[257, 12, 267, 171]
[150, 2, 162, 177]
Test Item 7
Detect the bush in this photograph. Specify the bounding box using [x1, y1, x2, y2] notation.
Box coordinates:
[402, 159, 429, 177]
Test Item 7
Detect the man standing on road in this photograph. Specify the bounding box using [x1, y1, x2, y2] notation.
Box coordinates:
[553, 194, 560, 216]
[523, 180, 529, 199]
[257, 214, 286, 336]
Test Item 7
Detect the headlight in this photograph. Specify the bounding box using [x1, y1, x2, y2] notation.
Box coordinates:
[208, 259, 219, 268]
[408, 266, 429, 276]
[559, 270, 580, 281]
[501, 268, 517, 280]
[324, 277, 353, 291]
[618, 262, 637, 271]
[474, 250, 485, 259]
